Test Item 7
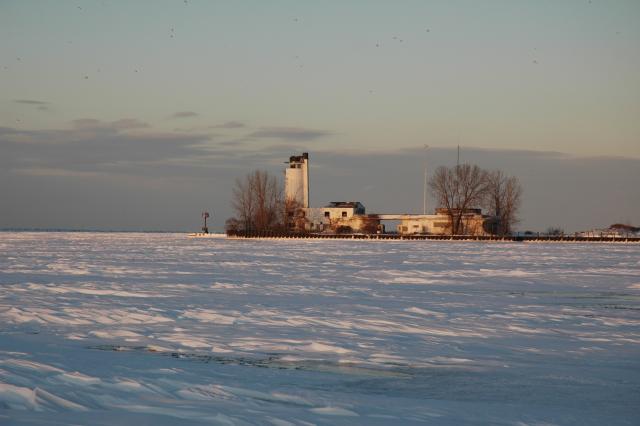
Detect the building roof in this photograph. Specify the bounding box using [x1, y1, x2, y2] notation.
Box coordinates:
[289, 152, 308, 163]
[435, 207, 482, 215]
[325, 201, 364, 208]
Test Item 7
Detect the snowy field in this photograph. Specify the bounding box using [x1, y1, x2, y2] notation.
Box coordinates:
[0, 232, 639, 425]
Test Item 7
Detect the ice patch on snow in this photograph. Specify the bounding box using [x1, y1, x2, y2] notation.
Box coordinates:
[89, 329, 143, 340]
[56, 372, 101, 386]
[181, 309, 238, 325]
[404, 307, 446, 318]
[0, 359, 64, 373]
[309, 406, 359, 416]
[35, 387, 88, 411]
[0, 383, 38, 410]
[158, 334, 212, 348]
[300, 342, 352, 354]
[27, 283, 162, 298]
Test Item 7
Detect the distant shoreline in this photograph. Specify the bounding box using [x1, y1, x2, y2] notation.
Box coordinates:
[0, 228, 192, 234]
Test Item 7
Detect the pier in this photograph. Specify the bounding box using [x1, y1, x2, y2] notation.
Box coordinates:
[222, 231, 640, 243]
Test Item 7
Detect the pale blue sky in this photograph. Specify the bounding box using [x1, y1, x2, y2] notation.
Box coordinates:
[3, 0, 639, 154]
[1, 1, 639, 231]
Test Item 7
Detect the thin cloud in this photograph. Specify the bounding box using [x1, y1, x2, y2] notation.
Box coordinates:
[13, 99, 50, 111]
[71, 118, 149, 130]
[248, 127, 331, 141]
[170, 111, 199, 119]
[218, 139, 245, 146]
[13, 99, 49, 105]
[111, 118, 150, 129]
[1, 120, 214, 176]
[211, 121, 246, 129]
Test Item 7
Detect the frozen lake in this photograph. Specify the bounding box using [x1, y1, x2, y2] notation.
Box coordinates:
[1, 232, 639, 425]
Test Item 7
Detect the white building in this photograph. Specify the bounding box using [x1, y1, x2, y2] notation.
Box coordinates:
[391, 208, 493, 235]
[284, 153, 309, 209]
[283, 152, 496, 235]
[301, 202, 369, 233]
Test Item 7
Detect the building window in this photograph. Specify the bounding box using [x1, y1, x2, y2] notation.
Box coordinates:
[324, 211, 330, 218]
[342, 211, 347, 218]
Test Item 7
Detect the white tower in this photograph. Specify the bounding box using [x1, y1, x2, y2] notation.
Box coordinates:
[285, 153, 309, 208]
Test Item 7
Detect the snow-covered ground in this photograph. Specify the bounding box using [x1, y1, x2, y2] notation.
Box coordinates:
[1, 232, 639, 425]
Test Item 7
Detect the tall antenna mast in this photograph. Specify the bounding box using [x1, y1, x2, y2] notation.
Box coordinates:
[457, 144, 460, 168]
[423, 145, 429, 215]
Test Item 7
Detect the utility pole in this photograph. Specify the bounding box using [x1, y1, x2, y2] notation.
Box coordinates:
[423, 145, 429, 215]
[457, 144, 460, 168]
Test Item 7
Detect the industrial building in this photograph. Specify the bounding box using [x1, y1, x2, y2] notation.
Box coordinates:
[285, 153, 496, 236]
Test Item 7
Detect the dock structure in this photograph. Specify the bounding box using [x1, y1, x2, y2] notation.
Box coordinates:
[225, 231, 640, 243]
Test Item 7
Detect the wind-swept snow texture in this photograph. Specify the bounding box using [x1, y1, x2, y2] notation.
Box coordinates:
[0, 232, 639, 425]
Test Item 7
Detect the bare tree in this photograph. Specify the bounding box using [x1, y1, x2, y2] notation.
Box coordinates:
[230, 170, 284, 232]
[485, 170, 523, 235]
[231, 175, 255, 232]
[429, 166, 456, 234]
[252, 170, 281, 231]
[429, 164, 490, 235]
[284, 197, 306, 231]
